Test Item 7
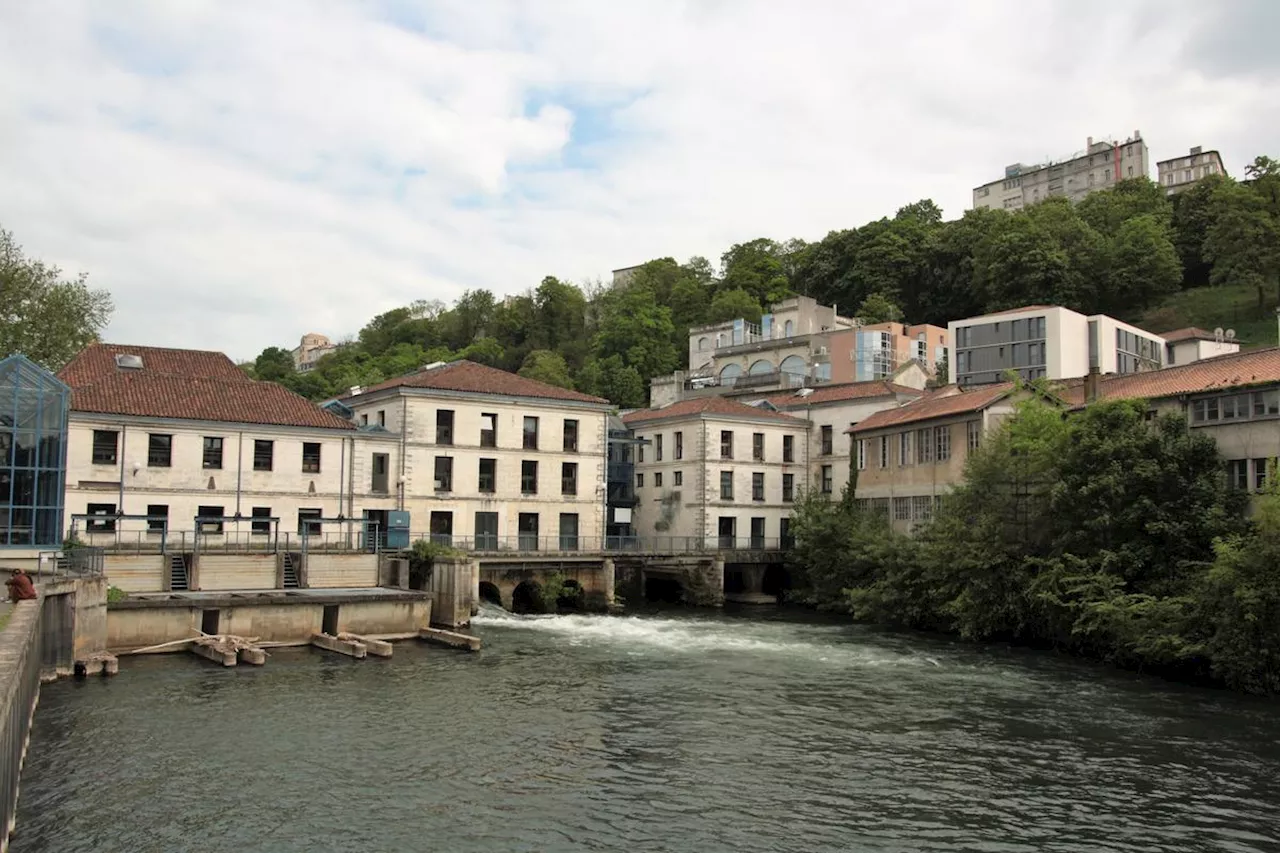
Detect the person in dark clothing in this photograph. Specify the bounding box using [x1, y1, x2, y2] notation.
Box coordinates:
[7, 569, 37, 602]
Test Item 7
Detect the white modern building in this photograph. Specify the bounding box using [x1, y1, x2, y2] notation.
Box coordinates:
[1162, 327, 1241, 366]
[973, 131, 1149, 210]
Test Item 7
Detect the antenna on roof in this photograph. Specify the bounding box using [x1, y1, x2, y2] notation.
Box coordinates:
[1214, 327, 1225, 342]
[1226, 329, 1236, 341]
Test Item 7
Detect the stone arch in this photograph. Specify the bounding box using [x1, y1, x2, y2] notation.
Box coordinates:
[511, 580, 543, 614]
[719, 363, 742, 385]
[779, 355, 806, 378]
[784, 319, 795, 337]
[748, 359, 773, 376]
[478, 581, 503, 607]
[697, 336, 709, 351]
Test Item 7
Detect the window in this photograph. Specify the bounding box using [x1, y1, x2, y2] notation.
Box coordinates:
[436, 410, 454, 445]
[142, 433, 172, 468]
[302, 442, 321, 473]
[820, 425, 833, 455]
[967, 421, 982, 452]
[899, 432, 911, 466]
[782, 435, 794, 463]
[1255, 390, 1280, 417]
[636, 472, 644, 489]
[675, 431, 684, 460]
[371, 453, 390, 493]
[720, 471, 734, 501]
[916, 429, 934, 464]
[251, 506, 271, 535]
[638, 441, 645, 463]
[559, 513, 580, 551]
[820, 465, 833, 494]
[86, 502, 116, 532]
[720, 430, 734, 459]
[434, 456, 453, 492]
[564, 419, 579, 453]
[523, 416, 539, 450]
[752, 472, 765, 501]
[1253, 458, 1272, 491]
[782, 473, 794, 502]
[253, 439, 273, 471]
[753, 432, 765, 461]
[935, 426, 951, 462]
[856, 439, 866, 470]
[361, 414, 368, 426]
[561, 462, 578, 496]
[146, 504, 168, 534]
[878, 436, 889, 469]
[518, 512, 540, 550]
[377, 410, 386, 427]
[655, 472, 663, 488]
[203, 436, 224, 470]
[199, 505, 225, 535]
[1228, 459, 1250, 491]
[297, 508, 322, 537]
[674, 471, 683, 486]
[478, 458, 496, 493]
[92, 430, 118, 465]
[480, 413, 497, 447]
[521, 460, 538, 494]
[655, 433, 663, 461]
[912, 496, 933, 522]
[893, 497, 911, 521]
[475, 512, 499, 549]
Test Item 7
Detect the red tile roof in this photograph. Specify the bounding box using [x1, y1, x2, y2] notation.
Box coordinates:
[349, 360, 608, 405]
[58, 343, 353, 430]
[622, 395, 805, 425]
[1161, 326, 1218, 343]
[850, 383, 1015, 433]
[757, 381, 922, 409]
[1061, 347, 1280, 407]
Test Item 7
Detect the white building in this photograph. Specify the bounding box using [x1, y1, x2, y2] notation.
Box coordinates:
[621, 397, 810, 549]
[973, 131, 1149, 211]
[58, 344, 401, 552]
[947, 306, 1170, 387]
[1156, 147, 1227, 196]
[1162, 327, 1241, 366]
[339, 360, 613, 550]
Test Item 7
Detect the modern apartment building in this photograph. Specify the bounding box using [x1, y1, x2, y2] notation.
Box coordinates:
[339, 360, 613, 551]
[948, 306, 1169, 387]
[622, 397, 809, 549]
[849, 384, 1021, 534]
[292, 332, 339, 372]
[973, 131, 1149, 211]
[58, 344, 402, 555]
[651, 296, 947, 407]
[1156, 147, 1227, 196]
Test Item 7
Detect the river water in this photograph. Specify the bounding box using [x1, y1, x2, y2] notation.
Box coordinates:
[12, 608, 1280, 853]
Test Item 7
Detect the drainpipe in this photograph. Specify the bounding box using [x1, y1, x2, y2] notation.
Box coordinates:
[399, 397, 408, 512]
[338, 433, 346, 519]
[234, 431, 243, 518]
[347, 434, 356, 519]
[117, 424, 127, 514]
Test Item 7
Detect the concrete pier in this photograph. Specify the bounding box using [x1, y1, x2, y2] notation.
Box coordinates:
[191, 643, 237, 667]
[237, 647, 267, 666]
[311, 633, 367, 659]
[337, 633, 392, 657]
[418, 627, 481, 651]
[75, 653, 119, 676]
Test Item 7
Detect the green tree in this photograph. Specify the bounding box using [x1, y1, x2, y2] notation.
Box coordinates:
[1170, 175, 1228, 289]
[1204, 181, 1280, 310]
[719, 238, 791, 305]
[0, 227, 112, 369]
[518, 349, 575, 389]
[707, 288, 763, 325]
[1077, 177, 1171, 234]
[592, 284, 680, 381]
[576, 355, 645, 407]
[251, 346, 295, 382]
[1103, 215, 1182, 313]
[855, 292, 904, 324]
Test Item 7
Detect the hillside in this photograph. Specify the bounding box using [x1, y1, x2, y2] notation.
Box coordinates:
[1138, 282, 1277, 350]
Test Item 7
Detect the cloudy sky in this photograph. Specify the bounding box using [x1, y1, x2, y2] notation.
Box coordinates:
[1, 1, 1276, 361]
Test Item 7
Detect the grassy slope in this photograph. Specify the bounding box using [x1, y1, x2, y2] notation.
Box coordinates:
[1138, 282, 1278, 350]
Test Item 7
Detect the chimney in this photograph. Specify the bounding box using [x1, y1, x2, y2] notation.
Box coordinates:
[1087, 136, 1093, 149]
[1083, 367, 1101, 404]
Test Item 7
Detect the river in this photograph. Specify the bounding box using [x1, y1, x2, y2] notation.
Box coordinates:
[11, 607, 1280, 853]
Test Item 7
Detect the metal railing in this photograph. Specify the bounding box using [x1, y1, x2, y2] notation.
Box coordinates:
[409, 534, 791, 555]
[34, 548, 105, 582]
[71, 524, 385, 555]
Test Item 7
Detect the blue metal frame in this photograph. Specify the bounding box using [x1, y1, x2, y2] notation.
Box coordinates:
[0, 355, 69, 548]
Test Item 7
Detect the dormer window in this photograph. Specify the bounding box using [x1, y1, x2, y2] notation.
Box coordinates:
[115, 353, 143, 369]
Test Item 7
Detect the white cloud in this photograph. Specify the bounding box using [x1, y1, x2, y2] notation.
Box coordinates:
[0, 0, 1276, 360]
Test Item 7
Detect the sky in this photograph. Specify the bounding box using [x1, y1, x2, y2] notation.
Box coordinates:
[1, 0, 1277, 362]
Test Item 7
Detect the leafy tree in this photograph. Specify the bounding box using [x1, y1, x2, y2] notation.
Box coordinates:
[0, 227, 113, 369]
[576, 355, 645, 407]
[1103, 215, 1182, 313]
[1170, 175, 1228, 289]
[457, 336, 504, 366]
[592, 284, 680, 382]
[1204, 181, 1280, 309]
[719, 238, 792, 305]
[855, 292, 904, 324]
[252, 346, 295, 382]
[1077, 177, 1171, 234]
[518, 349, 575, 389]
[707, 288, 763, 325]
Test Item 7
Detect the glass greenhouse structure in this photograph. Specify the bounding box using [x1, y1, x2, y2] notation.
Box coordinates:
[0, 355, 69, 548]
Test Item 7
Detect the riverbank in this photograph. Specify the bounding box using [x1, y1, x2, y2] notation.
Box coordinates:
[12, 608, 1280, 853]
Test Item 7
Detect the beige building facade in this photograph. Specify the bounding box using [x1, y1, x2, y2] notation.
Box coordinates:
[622, 397, 809, 549]
[1156, 146, 1227, 195]
[973, 131, 1149, 211]
[292, 332, 339, 372]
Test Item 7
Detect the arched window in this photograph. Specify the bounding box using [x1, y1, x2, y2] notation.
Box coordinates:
[784, 319, 794, 337]
[719, 363, 743, 386]
[697, 337, 708, 351]
[748, 359, 773, 376]
[779, 355, 806, 379]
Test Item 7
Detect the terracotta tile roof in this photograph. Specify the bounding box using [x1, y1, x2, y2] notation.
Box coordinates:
[850, 383, 1015, 433]
[1161, 326, 1218, 343]
[1061, 347, 1280, 407]
[757, 381, 922, 409]
[58, 343, 353, 430]
[349, 360, 608, 405]
[622, 395, 806, 425]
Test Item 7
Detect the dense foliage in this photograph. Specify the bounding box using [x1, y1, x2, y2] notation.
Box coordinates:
[0, 227, 113, 369]
[787, 396, 1280, 693]
[248, 158, 1280, 406]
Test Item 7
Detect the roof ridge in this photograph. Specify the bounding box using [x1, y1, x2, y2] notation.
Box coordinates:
[1100, 345, 1280, 382]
